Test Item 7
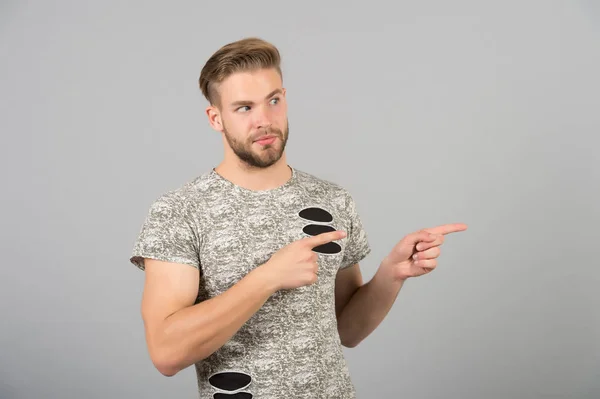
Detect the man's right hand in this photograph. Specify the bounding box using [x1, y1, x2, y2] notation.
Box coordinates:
[261, 230, 347, 291]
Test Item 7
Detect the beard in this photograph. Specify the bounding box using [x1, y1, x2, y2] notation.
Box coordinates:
[222, 120, 289, 168]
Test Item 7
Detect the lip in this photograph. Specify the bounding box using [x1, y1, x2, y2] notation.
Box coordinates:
[253, 135, 277, 142]
[253, 135, 278, 145]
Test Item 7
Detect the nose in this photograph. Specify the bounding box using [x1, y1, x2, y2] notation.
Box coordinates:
[253, 104, 273, 131]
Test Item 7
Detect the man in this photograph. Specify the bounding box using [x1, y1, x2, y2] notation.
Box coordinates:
[130, 37, 467, 398]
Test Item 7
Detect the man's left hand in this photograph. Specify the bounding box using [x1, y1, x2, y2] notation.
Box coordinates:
[381, 223, 468, 281]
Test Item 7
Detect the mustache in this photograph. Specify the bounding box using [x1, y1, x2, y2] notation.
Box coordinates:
[251, 126, 282, 141]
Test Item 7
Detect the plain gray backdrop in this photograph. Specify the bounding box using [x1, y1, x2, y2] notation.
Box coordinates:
[1, 1, 598, 398]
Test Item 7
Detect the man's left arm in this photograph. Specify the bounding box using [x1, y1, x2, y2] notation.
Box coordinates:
[335, 223, 468, 348]
[335, 262, 405, 348]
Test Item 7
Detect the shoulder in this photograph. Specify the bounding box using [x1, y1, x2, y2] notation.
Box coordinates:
[146, 170, 217, 215]
[294, 168, 351, 196]
[292, 168, 356, 208]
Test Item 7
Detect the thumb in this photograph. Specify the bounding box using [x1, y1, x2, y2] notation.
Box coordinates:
[403, 230, 437, 247]
[392, 230, 436, 261]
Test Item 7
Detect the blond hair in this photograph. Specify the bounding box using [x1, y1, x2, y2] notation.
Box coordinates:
[199, 37, 282, 107]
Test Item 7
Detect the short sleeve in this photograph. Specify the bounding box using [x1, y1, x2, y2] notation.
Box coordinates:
[129, 193, 201, 271]
[340, 192, 371, 269]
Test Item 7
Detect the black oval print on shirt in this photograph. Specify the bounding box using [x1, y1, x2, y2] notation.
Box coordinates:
[209, 372, 251, 392]
[299, 207, 333, 223]
[302, 224, 335, 235]
[299, 207, 341, 254]
[213, 393, 253, 399]
[312, 241, 342, 254]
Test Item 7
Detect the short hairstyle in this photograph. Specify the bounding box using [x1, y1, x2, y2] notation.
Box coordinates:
[199, 37, 282, 107]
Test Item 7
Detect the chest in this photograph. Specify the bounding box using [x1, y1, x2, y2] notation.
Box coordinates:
[198, 198, 350, 298]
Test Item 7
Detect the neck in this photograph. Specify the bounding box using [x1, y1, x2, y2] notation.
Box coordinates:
[214, 154, 292, 191]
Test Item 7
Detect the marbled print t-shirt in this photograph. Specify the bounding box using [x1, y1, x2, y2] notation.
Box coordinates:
[130, 166, 371, 399]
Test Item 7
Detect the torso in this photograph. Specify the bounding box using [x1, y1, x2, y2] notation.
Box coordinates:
[167, 167, 363, 398]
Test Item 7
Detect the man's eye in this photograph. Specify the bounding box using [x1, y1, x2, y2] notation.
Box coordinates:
[270, 98, 279, 105]
[237, 106, 250, 112]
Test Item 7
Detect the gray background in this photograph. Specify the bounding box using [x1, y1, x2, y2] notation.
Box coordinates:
[1, 1, 598, 398]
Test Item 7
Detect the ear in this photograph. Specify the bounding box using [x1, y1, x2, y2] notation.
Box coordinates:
[205, 105, 223, 132]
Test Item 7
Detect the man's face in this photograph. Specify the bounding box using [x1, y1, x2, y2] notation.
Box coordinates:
[210, 68, 289, 168]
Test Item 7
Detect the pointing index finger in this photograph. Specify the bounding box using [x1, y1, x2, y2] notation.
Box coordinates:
[424, 223, 468, 236]
[303, 230, 346, 248]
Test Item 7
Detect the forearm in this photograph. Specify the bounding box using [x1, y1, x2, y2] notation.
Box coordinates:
[337, 262, 405, 347]
[154, 265, 276, 375]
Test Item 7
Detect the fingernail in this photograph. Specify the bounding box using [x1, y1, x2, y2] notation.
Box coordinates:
[413, 254, 418, 260]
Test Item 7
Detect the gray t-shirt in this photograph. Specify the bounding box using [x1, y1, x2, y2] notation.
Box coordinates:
[130, 166, 371, 398]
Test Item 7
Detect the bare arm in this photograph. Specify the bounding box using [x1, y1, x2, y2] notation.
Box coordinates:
[335, 262, 405, 348]
[141, 259, 277, 376]
[140, 229, 345, 376]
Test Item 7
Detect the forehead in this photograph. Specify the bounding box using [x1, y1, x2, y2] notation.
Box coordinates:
[218, 68, 282, 104]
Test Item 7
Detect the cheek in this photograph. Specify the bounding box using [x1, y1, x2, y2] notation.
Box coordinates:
[273, 110, 287, 128]
[225, 115, 251, 135]
[277, 103, 288, 118]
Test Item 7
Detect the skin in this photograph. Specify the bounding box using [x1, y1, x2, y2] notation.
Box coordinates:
[140, 67, 468, 376]
[206, 68, 292, 191]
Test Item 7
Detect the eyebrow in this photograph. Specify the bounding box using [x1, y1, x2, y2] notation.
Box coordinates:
[230, 88, 282, 108]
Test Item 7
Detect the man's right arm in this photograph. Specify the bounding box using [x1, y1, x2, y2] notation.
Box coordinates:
[141, 258, 277, 377]
[139, 228, 345, 376]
